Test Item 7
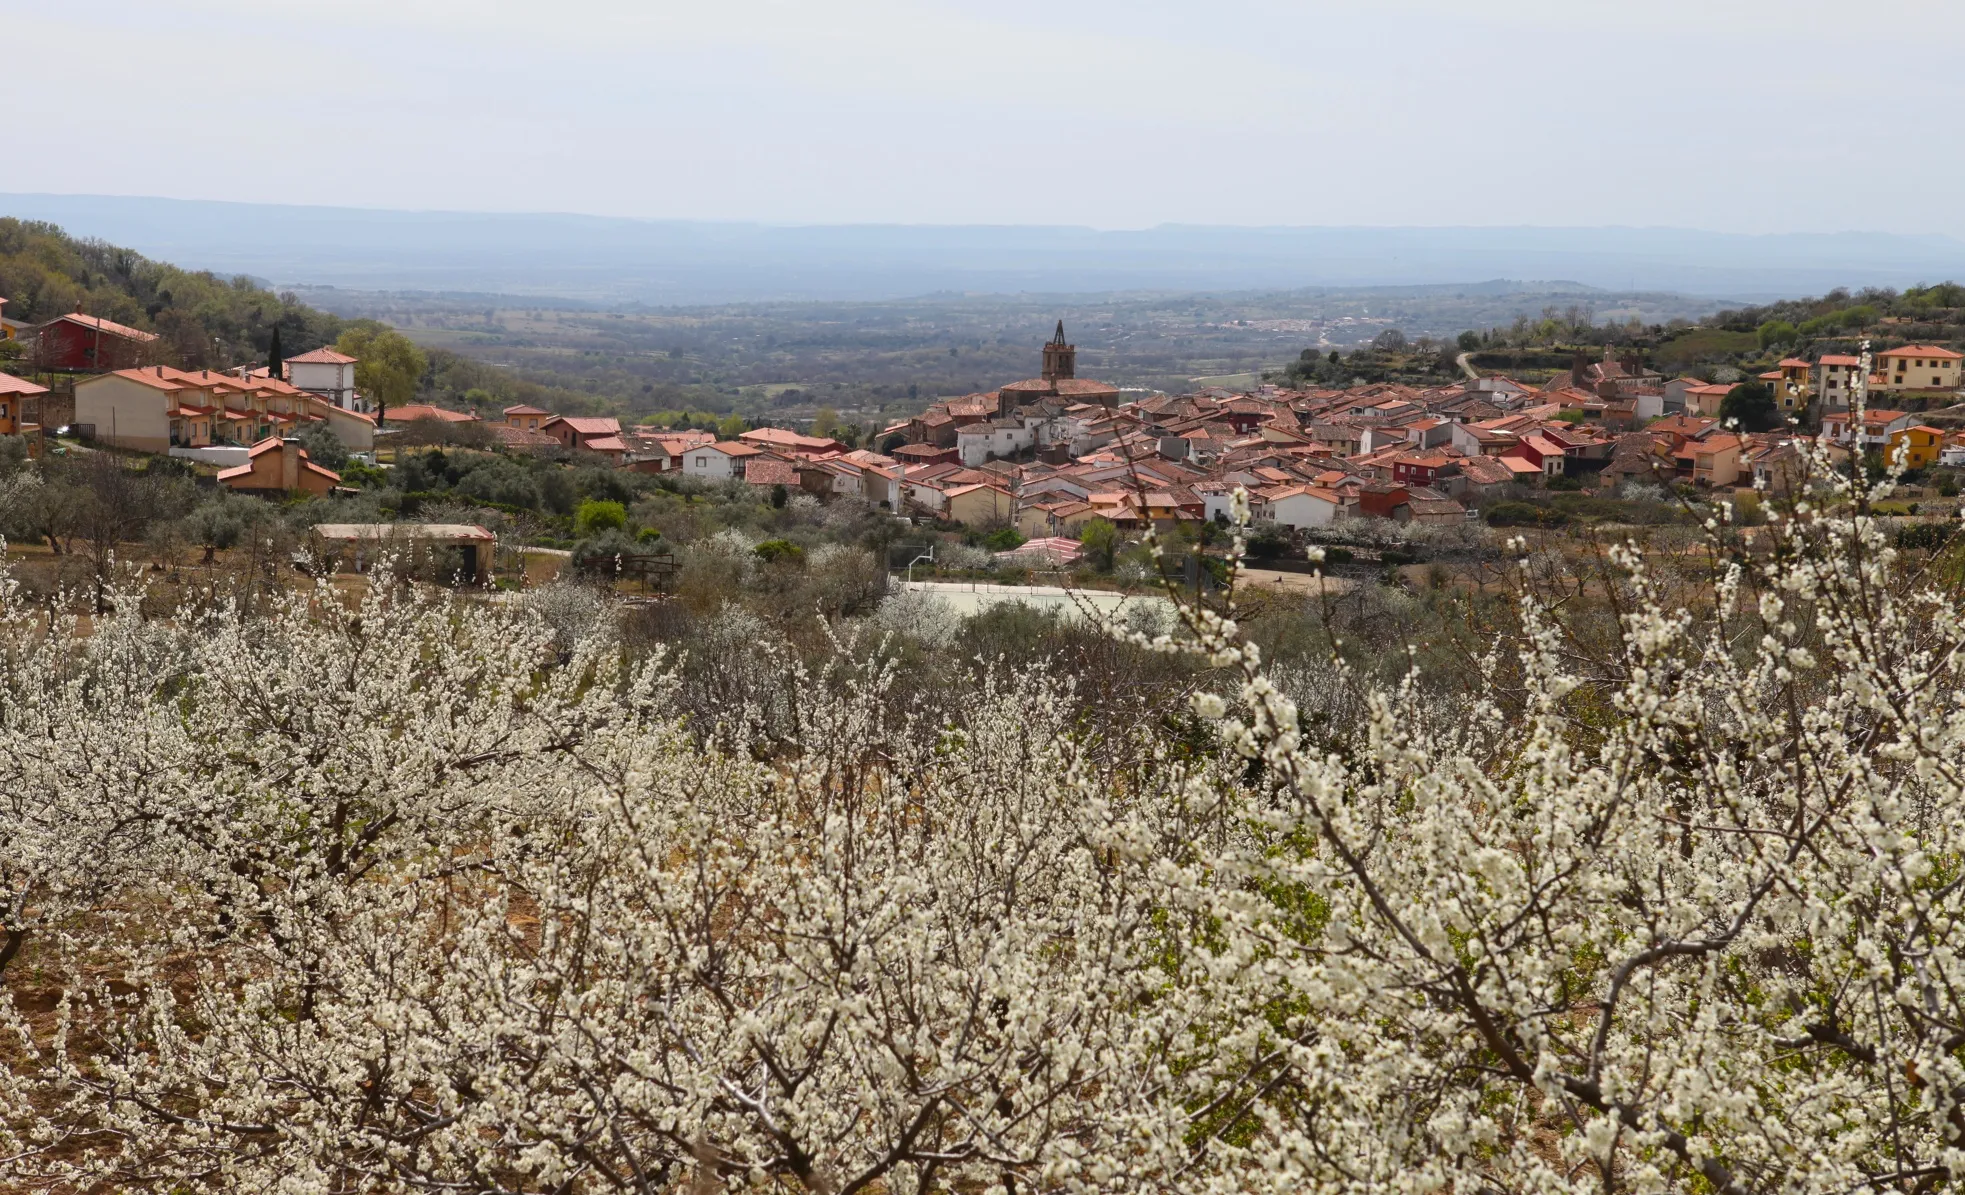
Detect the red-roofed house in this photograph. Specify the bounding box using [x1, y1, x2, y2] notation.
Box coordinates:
[32, 313, 159, 372]
[1263, 485, 1346, 529]
[1506, 433, 1570, 479]
[1875, 345, 1963, 393]
[682, 440, 764, 481]
[1887, 424, 1944, 470]
[542, 414, 624, 454]
[388, 404, 478, 425]
[285, 347, 361, 411]
[217, 436, 341, 496]
[0, 372, 48, 436]
[503, 404, 554, 432]
[1815, 355, 1862, 409]
[944, 482, 1015, 527]
[739, 426, 845, 457]
[582, 435, 627, 464]
[75, 365, 375, 453]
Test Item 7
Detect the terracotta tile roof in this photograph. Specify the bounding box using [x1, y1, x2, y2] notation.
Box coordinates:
[502, 403, 553, 417]
[0, 372, 48, 396]
[390, 404, 478, 423]
[48, 312, 158, 342]
[285, 347, 356, 364]
[743, 457, 799, 486]
[1878, 345, 1964, 360]
[582, 436, 627, 453]
[548, 415, 623, 435]
[1818, 355, 1862, 366]
[492, 425, 559, 448]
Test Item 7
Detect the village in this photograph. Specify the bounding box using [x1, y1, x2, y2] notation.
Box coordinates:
[3, 298, 1963, 589]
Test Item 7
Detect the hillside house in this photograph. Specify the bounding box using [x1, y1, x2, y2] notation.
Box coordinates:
[1822, 408, 1912, 451]
[1815, 355, 1862, 409]
[1015, 498, 1096, 539]
[0, 372, 48, 436]
[76, 365, 374, 454]
[944, 482, 1014, 527]
[739, 427, 845, 457]
[1887, 424, 1944, 469]
[957, 419, 1033, 466]
[1504, 433, 1569, 479]
[503, 404, 553, 432]
[285, 347, 363, 411]
[1679, 382, 1736, 418]
[682, 440, 763, 481]
[542, 415, 623, 453]
[389, 404, 478, 426]
[1261, 485, 1345, 530]
[1767, 358, 1812, 410]
[1687, 434, 1743, 487]
[1874, 346, 1963, 394]
[217, 436, 342, 496]
[31, 313, 158, 372]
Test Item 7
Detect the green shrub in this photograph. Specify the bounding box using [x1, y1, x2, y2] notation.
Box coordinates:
[753, 539, 805, 565]
[1245, 525, 1293, 560]
[575, 499, 628, 536]
[1380, 549, 1420, 567]
[1547, 474, 1583, 491]
[981, 526, 1026, 552]
[1323, 546, 1355, 565]
[635, 527, 664, 544]
[1486, 501, 1570, 528]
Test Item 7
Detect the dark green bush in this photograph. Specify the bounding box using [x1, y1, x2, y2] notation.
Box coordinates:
[753, 539, 805, 565]
[1486, 501, 1570, 528]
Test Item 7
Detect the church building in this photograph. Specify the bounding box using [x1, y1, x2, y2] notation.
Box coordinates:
[998, 322, 1119, 407]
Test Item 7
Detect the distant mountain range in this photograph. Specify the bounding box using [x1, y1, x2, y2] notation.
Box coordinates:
[7, 194, 1965, 305]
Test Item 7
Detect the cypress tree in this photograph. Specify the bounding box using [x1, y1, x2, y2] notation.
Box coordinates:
[267, 325, 284, 378]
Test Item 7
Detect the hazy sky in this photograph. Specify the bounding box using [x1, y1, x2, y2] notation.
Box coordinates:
[11, 0, 1962, 233]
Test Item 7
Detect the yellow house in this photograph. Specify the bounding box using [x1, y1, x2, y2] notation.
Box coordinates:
[1874, 345, 1963, 393]
[1768, 358, 1812, 411]
[1690, 433, 1744, 487]
[1887, 424, 1944, 470]
[945, 482, 1014, 527]
[0, 372, 48, 435]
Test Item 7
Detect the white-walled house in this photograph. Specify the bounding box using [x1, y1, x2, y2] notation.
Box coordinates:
[285, 347, 364, 412]
[1263, 486, 1345, 530]
[682, 441, 764, 480]
[957, 419, 1034, 466]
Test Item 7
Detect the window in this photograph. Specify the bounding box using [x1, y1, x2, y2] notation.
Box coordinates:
[694, 456, 707, 467]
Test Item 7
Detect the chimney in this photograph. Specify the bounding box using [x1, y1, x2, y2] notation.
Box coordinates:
[281, 437, 302, 490]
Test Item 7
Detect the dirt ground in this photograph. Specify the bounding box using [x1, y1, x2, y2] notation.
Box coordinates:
[1237, 566, 1356, 596]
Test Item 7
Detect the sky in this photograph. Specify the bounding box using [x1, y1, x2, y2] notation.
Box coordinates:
[7, 0, 1962, 234]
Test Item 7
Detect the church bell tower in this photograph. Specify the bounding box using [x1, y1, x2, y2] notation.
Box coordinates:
[1041, 320, 1076, 382]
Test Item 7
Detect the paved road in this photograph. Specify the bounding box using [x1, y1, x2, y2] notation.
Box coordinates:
[1455, 351, 1480, 381]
